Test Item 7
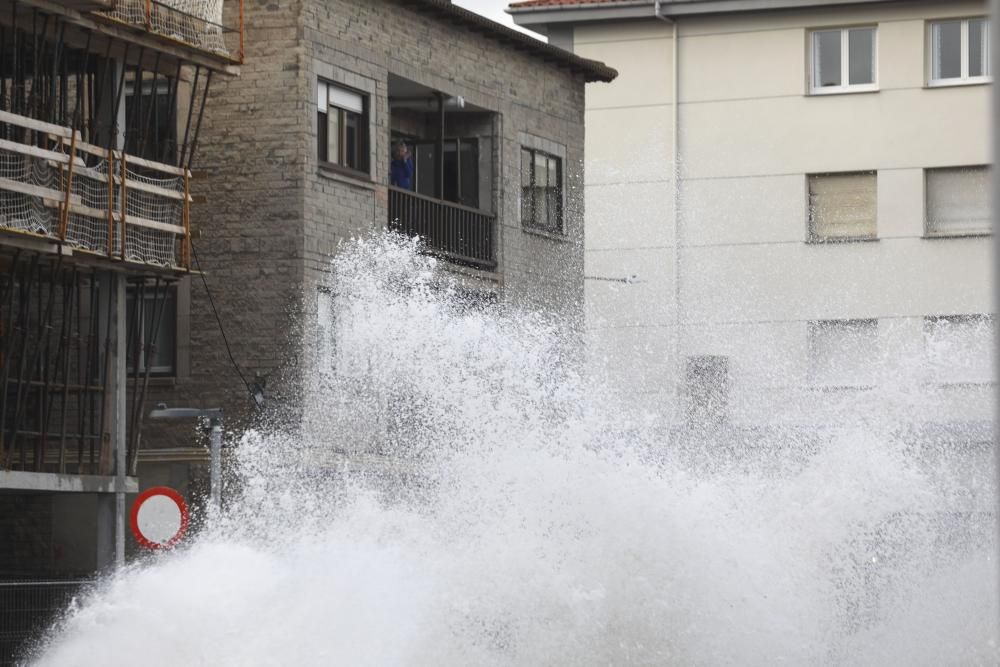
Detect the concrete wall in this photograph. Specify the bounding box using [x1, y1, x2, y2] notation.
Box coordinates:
[570, 0, 992, 426]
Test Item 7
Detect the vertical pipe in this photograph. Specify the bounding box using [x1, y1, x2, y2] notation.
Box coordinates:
[991, 0, 1000, 628]
[95, 268, 110, 468]
[163, 60, 181, 164]
[129, 280, 167, 476]
[50, 20, 65, 124]
[109, 45, 130, 151]
[0, 26, 7, 113]
[185, 69, 211, 169]
[112, 273, 126, 565]
[138, 52, 161, 159]
[119, 152, 127, 259]
[92, 37, 114, 144]
[56, 268, 75, 472]
[128, 58, 145, 155]
[210, 418, 222, 510]
[436, 93, 444, 200]
[239, 0, 244, 63]
[74, 31, 93, 135]
[178, 65, 200, 168]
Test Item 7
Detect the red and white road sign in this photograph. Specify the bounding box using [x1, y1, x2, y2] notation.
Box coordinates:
[130, 486, 189, 550]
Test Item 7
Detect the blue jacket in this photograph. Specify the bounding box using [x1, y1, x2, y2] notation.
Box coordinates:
[391, 158, 413, 189]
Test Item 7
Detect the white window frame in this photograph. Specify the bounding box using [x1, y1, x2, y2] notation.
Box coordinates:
[809, 26, 879, 95]
[927, 17, 992, 87]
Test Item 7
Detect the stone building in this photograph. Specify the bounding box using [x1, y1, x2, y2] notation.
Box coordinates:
[139, 1, 615, 491]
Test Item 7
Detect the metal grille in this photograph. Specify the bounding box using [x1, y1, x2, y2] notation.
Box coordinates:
[0, 579, 90, 666]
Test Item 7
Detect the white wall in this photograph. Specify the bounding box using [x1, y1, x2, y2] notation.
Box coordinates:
[573, 1, 993, 427]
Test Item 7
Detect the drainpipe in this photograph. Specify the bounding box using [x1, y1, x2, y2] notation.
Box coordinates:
[991, 0, 999, 613]
[655, 2, 682, 424]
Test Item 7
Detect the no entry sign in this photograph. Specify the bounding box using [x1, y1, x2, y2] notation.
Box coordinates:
[130, 486, 190, 550]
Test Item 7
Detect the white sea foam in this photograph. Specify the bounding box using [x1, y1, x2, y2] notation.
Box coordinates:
[32, 233, 997, 666]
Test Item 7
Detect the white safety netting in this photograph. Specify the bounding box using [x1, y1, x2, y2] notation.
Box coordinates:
[104, 0, 228, 55]
[0, 138, 186, 268]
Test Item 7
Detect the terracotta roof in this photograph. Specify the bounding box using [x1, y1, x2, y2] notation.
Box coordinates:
[405, 0, 617, 83]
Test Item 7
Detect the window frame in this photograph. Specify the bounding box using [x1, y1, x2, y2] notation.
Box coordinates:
[520, 147, 564, 234]
[809, 26, 879, 95]
[807, 171, 878, 243]
[317, 79, 370, 176]
[927, 17, 992, 87]
[126, 284, 177, 377]
[924, 165, 992, 238]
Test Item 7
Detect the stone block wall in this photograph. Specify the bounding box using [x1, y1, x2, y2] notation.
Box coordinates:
[144, 0, 593, 452]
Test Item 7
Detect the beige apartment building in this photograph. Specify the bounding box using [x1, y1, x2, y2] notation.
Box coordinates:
[511, 0, 993, 443]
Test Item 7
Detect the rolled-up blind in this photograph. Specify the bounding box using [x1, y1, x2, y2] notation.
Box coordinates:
[926, 166, 991, 235]
[809, 172, 877, 240]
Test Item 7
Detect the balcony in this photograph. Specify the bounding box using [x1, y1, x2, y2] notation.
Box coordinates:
[387, 73, 497, 272]
[0, 110, 191, 270]
[388, 186, 494, 271]
[98, 0, 245, 62]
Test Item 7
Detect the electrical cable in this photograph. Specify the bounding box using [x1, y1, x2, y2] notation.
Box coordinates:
[190, 239, 261, 405]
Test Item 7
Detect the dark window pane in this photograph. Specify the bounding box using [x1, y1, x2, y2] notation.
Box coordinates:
[814, 31, 841, 87]
[933, 21, 962, 80]
[459, 139, 479, 209]
[327, 108, 341, 165]
[534, 152, 548, 227]
[317, 110, 328, 162]
[443, 140, 459, 203]
[848, 28, 874, 85]
[547, 156, 561, 230]
[345, 111, 359, 169]
[969, 19, 988, 77]
[521, 149, 533, 224]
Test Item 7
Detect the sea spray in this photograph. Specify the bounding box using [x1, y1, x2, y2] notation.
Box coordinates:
[33, 233, 997, 666]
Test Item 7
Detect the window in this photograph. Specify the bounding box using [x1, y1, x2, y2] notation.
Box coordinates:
[808, 172, 877, 241]
[126, 286, 176, 376]
[521, 148, 562, 232]
[412, 137, 480, 208]
[924, 315, 994, 384]
[929, 18, 991, 85]
[125, 79, 176, 162]
[808, 319, 878, 388]
[317, 80, 368, 173]
[926, 166, 991, 236]
[810, 27, 877, 93]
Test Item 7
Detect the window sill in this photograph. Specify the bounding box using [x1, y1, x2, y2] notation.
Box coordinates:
[924, 230, 992, 239]
[807, 85, 879, 97]
[522, 225, 569, 243]
[808, 383, 876, 392]
[806, 235, 878, 245]
[926, 78, 992, 89]
[920, 380, 996, 389]
[317, 162, 376, 189]
[127, 376, 177, 388]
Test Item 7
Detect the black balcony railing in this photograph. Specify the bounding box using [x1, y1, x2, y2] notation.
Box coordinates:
[388, 186, 495, 271]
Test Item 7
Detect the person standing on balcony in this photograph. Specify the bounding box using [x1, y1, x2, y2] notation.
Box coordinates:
[390, 141, 414, 189]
